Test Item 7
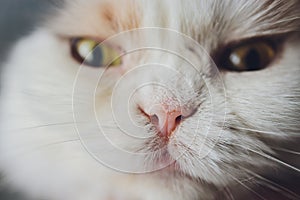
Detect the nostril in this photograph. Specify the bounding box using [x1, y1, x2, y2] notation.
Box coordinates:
[150, 114, 159, 125]
[175, 115, 183, 125]
[138, 105, 186, 138]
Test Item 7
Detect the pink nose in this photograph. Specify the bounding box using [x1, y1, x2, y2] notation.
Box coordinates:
[148, 106, 183, 138]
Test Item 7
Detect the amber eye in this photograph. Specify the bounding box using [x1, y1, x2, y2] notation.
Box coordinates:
[221, 41, 276, 71]
[71, 38, 122, 67]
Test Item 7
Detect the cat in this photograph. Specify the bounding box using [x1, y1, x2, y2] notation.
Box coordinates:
[0, 0, 300, 199]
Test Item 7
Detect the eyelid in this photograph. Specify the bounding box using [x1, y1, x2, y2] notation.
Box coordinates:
[70, 37, 124, 67]
[225, 38, 276, 53]
[213, 35, 286, 71]
[69, 37, 113, 49]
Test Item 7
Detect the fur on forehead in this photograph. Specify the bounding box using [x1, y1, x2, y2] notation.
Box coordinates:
[47, 0, 300, 40]
[48, 0, 141, 38]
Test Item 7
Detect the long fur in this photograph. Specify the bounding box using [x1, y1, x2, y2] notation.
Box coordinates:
[0, 0, 299, 199]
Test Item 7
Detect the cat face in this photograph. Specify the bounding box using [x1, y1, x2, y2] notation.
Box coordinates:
[0, 0, 299, 199]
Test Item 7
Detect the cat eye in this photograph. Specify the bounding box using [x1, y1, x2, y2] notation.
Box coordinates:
[71, 38, 122, 67]
[221, 41, 276, 71]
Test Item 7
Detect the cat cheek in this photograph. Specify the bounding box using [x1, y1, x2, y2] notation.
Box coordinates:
[104, 64, 127, 76]
[108, 57, 133, 75]
[119, 63, 129, 75]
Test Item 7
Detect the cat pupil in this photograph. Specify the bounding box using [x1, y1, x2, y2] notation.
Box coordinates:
[84, 46, 104, 67]
[245, 48, 261, 71]
[222, 41, 277, 72]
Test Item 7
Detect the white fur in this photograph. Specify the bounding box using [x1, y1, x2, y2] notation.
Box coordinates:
[0, 0, 299, 199]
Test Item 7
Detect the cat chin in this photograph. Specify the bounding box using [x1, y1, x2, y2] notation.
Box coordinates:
[0, 147, 208, 200]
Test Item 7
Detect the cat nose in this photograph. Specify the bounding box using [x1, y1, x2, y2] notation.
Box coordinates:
[147, 105, 183, 138]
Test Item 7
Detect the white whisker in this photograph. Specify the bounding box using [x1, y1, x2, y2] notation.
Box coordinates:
[271, 147, 300, 156]
[226, 172, 267, 200]
[234, 144, 300, 173]
[242, 167, 300, 200]
[224, 186, 236, 200]
[232, 126, 284, 136]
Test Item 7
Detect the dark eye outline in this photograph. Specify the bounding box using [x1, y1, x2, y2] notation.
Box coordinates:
[70, 37, 122, 68]
[71, 38, 86, 64]
[215, 36, 284, 72]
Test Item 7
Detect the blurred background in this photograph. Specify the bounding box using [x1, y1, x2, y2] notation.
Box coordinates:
[0, 0, 54, 61]
[0, 1, 53, 199]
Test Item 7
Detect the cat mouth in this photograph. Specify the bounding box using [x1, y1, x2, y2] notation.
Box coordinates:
[160, 161, 180, 173]
[147, 149, 182, 173]
[147, 147, 200, 181]
[152, 159, 197, 182]
[141, 137, 187, 175]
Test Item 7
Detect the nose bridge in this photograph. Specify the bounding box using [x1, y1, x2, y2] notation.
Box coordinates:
[133, 69, 200, 139]
[133, 62, 199, 114]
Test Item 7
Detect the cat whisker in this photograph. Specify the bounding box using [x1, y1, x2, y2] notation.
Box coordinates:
[11, 121, 78, 131]
[233, 144, 300, 173]
[242, 167, 300, 200]
[269, 17, 300, 25]
[8, 121, 92, 132]
[226, 171, 267, 200]
[25, 134, 105, 153]
[101, 125, 121, 129]
[9, 121, 120, 132]
[219, 177, 257, 200]
[37, 138, 81, 149]
[230, 126, 285, 137]
[223, 186, 236, 200]
[251, 151, 300, 173]
[270, 147, 300, 156]
[3, 138, 81, 161]
[238, 175, 257, 184]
